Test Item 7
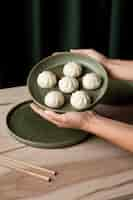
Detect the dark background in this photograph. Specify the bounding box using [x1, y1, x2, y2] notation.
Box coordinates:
[0, 0, 133, 89]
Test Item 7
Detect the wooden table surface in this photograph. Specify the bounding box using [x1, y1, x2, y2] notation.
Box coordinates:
[1, 86, 133, 200]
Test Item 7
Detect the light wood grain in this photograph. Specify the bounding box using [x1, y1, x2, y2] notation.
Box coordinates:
[0, 86, 133, 200]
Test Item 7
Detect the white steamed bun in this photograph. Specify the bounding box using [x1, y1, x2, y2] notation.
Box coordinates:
[70, 90, 91, 110]
[58, 76, 79, 93]
[44, 91, 65, 108]
[37, 71, 57, 88]
[82, 72, 101, 90]
[63, 62, 82, 77]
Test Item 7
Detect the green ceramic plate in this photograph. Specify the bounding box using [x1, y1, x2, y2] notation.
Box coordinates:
[6, 101, 89, 148]
[27, 52, 108, 112]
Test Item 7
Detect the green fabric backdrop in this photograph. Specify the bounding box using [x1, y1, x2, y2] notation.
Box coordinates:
[0, 0, 133, 104]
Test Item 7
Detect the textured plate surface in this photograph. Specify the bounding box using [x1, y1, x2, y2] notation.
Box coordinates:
[6, 101, 89, 148]
[27, 52, 108, 112]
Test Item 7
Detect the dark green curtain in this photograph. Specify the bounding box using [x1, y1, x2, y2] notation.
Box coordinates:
[0, 0, 133, 103]
[109, 0, 133, 59]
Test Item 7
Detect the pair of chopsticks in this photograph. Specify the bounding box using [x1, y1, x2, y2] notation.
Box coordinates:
[0, 155, 56, 182]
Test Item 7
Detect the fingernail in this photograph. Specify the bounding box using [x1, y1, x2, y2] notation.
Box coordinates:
[30, 103, 38, 109]
[30, 103, 41, 113]
[44, 110, 52, 114]
[70, 49, 75, 52]
[30, 103, 35, 109]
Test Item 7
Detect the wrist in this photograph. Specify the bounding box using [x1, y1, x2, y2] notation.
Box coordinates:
[82, 112, 101, 134]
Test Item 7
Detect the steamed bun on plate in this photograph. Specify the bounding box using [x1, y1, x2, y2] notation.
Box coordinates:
[44, 91, 65, 108]
[63, 62, 82, 77]
[37, 71, 57, 88]
[58, 76, 79, 93]
[82, 72, 101, 90]
[70, 90, 91, 110]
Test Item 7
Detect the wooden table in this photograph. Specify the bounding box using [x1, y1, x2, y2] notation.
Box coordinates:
[1, 86, 133, 200]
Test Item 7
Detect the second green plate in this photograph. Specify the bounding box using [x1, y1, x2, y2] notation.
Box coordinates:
[6, 101, 89, 148]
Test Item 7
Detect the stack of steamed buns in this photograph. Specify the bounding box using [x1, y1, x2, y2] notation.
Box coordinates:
[37, 62, 102, 110]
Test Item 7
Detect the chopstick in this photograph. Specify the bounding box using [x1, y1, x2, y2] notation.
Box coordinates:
[1, 163, 51, 182]
[2, 155, 56, 175]
[0, 155, 57, 182]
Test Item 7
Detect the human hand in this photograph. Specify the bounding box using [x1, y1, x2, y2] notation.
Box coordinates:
[71, 49, 108, 67]
[52, 49, 108, 69]
[30, 103, 96, 132]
